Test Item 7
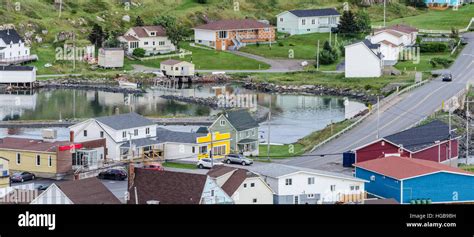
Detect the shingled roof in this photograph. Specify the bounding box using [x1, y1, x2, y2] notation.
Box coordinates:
[288, 8, 340, 17]
[131, 26, 167, 38]
[384, 120, 453, 152]
[95, 112, 155, 130]
[207, 165, 260, 197]
[57, 178, 121, 204]
[354, 156, 473, 180]
[375, 24, 418, 34]
[156, 127, 201, 144]
[0, 137, 70, 152]
[128, 169, 208, 204]
[194, 19, 273, 31]
[223, 109, 259, 131]
[0, 29, 24, 44]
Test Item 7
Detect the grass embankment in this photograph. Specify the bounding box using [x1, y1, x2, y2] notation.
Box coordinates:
[258, 144, 305, 159]
[162, 162, 197, 170]
[376, 4, 474, 30]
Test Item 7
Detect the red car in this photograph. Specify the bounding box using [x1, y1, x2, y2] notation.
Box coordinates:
[143, 163, 164, 171]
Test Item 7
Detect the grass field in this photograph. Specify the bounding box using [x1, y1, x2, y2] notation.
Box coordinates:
[376, 5, 474, 30]
[162, 162, 197, 170]
[128, 42, 271, 70]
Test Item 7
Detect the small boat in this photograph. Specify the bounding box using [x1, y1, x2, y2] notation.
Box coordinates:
[118, 81, 138, 89]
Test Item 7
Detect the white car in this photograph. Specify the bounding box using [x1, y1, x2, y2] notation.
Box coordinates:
[197, 158, 222, 169]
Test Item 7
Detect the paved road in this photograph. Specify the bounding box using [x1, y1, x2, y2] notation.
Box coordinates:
[283, 32, 474, 173]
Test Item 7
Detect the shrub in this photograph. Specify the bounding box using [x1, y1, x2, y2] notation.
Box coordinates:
[133, 48, 146, 58]
[278, 42, 284, 47]
[289, 43, 296, 46]
[420, 42, 448, 53]
[430, 57, 454, 68]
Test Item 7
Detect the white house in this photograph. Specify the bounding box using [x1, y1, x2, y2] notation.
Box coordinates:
[118, 26, 176, 55]
[250, 163, 366, 204]
[369, 24, 419, 65]
[208, 166, 274, 204]
[31, 177, 121, 204]
[0, 66, 36, 88]
[276, 8, 340, 35]
[160, 59, 195, 77]
[69, 112, 159, 161]
[345, 39, 383, 78]
[0, 28, 36, 65]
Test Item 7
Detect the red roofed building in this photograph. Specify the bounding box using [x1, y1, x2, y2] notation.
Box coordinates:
[355, 157, 474, 204]
[193, 19, 275, 51]
[353, 120, 459, 166]
[118, 26, 176, 55]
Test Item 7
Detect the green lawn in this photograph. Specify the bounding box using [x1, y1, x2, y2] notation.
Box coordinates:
[257, 144, 305, 159]
[128, 42, 271, 70]
[395, 52, 455, 72]
[241, 71, 418, 94]
[240, 33, 351, 60]
[162, 162, 197, 170]
[376, 5, 474, 30]
[298, 119, 356, 151]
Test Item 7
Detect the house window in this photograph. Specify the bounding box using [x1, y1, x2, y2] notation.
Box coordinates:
[159, 41, 165, 46]
[312, 19, 316, 24]
[151, 32, 156, 36]
[218, 31, 228, 39]
[123, 131, 127, 138]
[83, 130, 87, 137]
[134, 129, 138, 136]
[220, 120, 226, 126]
[246, 131, 250, 137]
[350, 185, 360, 191]
[192, 147, 196, 153]
[144, 42, 149, 45]
[285, 178, 292, 186]
[48, 156, 52, 167]
[252, 129, 255, 136]
[302, 19, 306, 25]
[294, 196, 299, 204]
[153, 41, 156, 46]
[16, 153, 21, 165]
[253, 198, 258, 203]
[308, 177, 315, 185]
[212, 145, 226, 156]
[146, 128, 150, 135]
[330, 185, 336, 192]
[211, 190, 215, 197]
[280, 18, 283, 22]
[244, 183, 247, 188]
[250, 183, 255, 187]
[200, 146, 208, 154]
[36, 155, 41, 166]
[307, 194, 315, 199]
[100, 131, 104, 138]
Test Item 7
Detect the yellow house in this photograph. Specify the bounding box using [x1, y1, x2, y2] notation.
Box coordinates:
[0, 157, 9, 188]
[197, 132, 231, 160]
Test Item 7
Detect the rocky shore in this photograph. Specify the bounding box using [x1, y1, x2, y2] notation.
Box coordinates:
[240, 81, 378, 104]
[38, 78, 144, 94]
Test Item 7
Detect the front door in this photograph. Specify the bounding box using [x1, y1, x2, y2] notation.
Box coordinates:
[294, 195, 299, 204]
[221, 41, 226, 50]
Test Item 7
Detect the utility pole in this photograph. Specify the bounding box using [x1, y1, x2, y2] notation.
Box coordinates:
[449, 109, 452, 166]
[329, 30, 332, 47]
[267, 98, 272, 161]
[59, 0, 63, 18]
[467, 100, 470, 164]
[383, 0, 386, 27]
[72, 32, 76, 71]
[316, 40, 320, 71]
[209, 127, 214, 167]
[377, 97, 381, 133]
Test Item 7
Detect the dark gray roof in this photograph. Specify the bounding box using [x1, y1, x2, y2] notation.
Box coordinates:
[384, 120, 453, 152]
[363, 39, 380, 50]
[238, 139, 257, 144]
[0, 29, 23, 44]
[95, 112, 155, 130]
[224, 110, 259, 131]
[195, 127, 209, 134]
[156, 128, 200, 144]
[120, 137, 160, 148]
[0, 66, 34, 71]
[288, 8, 340, 17]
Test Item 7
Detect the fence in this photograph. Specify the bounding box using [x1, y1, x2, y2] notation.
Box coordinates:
[309, 77, 429, 153]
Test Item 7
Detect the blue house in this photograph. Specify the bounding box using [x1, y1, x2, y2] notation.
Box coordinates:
[355, 157, 474, 204]
[424, 0, 463, 7]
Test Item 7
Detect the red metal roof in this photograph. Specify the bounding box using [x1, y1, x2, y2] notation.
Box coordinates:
[194, 19, 273, 31]
[354, 156, 473, 180]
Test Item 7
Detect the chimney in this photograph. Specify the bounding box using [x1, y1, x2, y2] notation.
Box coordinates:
[69, 131, 75, 143]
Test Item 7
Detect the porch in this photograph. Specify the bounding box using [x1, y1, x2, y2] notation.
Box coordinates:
[237, 139, 259, 157]
[120, 138, 164, 162]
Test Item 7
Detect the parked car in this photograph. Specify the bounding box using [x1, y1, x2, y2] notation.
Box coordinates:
[98, 169, 127, 181]
[442, 73, 453, 82]
[10, 172, 35, 183]
[35, 184, 50, 191]
[224, 154, 253, 166]
[197, 159, 223, 169]
[143, 163, 164, 171]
